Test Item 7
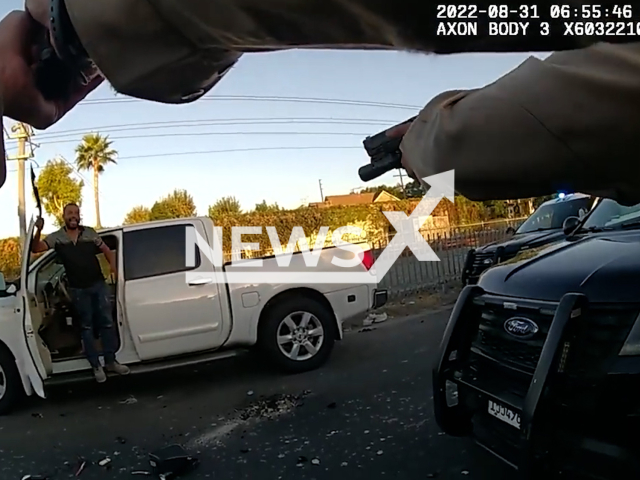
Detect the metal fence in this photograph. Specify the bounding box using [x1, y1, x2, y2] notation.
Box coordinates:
[224, 217, 526, 299]
[370, 217, 526, 298]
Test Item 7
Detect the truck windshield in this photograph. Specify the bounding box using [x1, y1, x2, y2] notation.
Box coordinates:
[581, 199, 640, 230]
[516, 198, 592, 234]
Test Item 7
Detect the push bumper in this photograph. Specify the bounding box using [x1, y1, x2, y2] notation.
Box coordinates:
[432, 287, 637, 478]
[461, 248, 503, 286]
[461, 249, 475, 285]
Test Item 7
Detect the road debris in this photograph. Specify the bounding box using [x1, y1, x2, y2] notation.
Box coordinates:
[21, 476, 48, 480]
[311, 458, 320, 465]
[234, 392, 308, 422]
[363, 312, 388, 326]
[98, 457, 111, 467]
[327, 402, 337, 409]
[120, 395, 138, 405]
[149, 444, 199, 479]
[131, 471, 152, 476]
[31, 413, 43, 418]
[116, 436, 127, 444]
[74, 459, 86, 477]
[246, 390, 254, 396]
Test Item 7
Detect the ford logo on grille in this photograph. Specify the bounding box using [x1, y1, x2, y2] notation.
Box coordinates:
[504, 317, 539, 339]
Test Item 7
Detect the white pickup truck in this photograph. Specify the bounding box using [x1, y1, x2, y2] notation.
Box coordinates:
[0, 216, 387, 414]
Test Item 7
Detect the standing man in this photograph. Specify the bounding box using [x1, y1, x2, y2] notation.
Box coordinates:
[31, 203, 130, 383]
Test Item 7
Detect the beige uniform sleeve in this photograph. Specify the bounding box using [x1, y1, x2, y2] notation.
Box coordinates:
[400, 42, 640, 207]
[64, 0, 242, 104]
[63, 0, 623, 104]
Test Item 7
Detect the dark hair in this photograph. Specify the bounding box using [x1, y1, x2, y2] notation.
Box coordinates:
[63, 203, 79, 213]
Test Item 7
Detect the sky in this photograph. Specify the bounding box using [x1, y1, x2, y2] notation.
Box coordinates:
[1, 1, 547, 239]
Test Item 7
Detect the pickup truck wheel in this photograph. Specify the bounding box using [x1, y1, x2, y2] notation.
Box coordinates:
[260, 298, 335, 373]
[0, 348, 22, 415]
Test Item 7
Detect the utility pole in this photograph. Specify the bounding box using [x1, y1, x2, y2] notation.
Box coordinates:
[318, 179, 324, 202]
[393, 169, 407, 198]
[7, 123, 34, 244]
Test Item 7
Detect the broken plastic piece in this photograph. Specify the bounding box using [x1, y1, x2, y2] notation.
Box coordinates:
[149, 444, 199, 479]
[75, 460, 86, 477]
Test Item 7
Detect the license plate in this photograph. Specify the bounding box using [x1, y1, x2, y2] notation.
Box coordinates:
[488, 399, 521, 429]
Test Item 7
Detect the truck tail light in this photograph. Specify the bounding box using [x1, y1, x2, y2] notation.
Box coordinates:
[359, 249, 375, 271]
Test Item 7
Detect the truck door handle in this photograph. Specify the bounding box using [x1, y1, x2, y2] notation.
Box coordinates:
[188, 278, 213, 286]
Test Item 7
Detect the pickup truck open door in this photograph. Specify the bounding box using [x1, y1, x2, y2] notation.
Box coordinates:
[18, 217, 46, 398]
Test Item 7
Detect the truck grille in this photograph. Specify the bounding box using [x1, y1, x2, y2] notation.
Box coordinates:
[475, 329, 542, 372]
[470, 300, 555, 375]
[470, 299, 638, 382]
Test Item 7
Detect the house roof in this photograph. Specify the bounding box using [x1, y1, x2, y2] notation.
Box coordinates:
[312, 190, 402, 207]
[324, 192, 377, 205]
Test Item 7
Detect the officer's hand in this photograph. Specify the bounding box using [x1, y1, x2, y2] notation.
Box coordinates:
[35, 216, 44, 230]
[385, 121, 416, 180]
[0, 8, 102, 130]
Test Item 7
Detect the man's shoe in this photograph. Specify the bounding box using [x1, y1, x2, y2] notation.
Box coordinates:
[106, 362, 130, 375]
[93, 367, 107, 383]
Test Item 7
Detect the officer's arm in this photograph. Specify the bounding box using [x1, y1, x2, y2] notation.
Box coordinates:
[59, 0, 639, 104]
[400, 42, 640, 206]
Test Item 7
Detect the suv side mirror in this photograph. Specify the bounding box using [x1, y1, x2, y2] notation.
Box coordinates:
[563, 216, 581, 235]
[0, 272, 5, 291]
[506, 226, 515, 236]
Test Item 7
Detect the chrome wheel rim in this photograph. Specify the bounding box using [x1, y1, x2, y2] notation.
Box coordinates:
[277, 311, 324, 361]
[0, 364, 6, 400]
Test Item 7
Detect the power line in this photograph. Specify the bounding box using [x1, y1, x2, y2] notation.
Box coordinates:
[77, 94, 422, 111]
[5, 145, 363, 172]
[118, 145, 361, 161]
[28, 131, 375, 147]
[4, 117, 398, 143]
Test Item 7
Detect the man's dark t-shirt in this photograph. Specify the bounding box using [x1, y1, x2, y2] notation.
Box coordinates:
[44, 226, 105, 288]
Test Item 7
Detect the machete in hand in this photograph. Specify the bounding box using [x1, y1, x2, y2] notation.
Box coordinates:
[30, 165, 42, 219]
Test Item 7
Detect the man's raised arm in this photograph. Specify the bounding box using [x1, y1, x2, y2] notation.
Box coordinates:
[31, 217, 50, 253]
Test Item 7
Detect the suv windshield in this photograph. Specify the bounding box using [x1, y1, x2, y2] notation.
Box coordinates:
[516, 197, 592, 234]
[581, 199, 640, 230]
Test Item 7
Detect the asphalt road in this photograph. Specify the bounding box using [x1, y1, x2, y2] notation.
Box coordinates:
[0, 307, 513, 480]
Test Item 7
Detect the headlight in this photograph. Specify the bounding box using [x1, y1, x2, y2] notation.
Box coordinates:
[619, 312, 640, 356]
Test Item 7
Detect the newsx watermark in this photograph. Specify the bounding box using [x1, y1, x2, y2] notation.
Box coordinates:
[184, 170, 455, 285]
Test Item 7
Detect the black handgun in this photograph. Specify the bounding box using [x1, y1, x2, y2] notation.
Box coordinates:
[358, 116, 417, 182]
[32, 0, 99, 101]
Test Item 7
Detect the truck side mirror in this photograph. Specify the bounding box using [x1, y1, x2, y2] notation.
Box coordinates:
[563, 216, 581, 235]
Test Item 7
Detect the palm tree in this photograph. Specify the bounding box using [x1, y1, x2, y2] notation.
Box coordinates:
[75, 133, 117, 228]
